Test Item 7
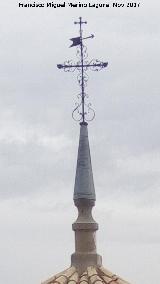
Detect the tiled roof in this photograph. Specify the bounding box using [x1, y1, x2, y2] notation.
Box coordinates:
[42, 266, 130, 284]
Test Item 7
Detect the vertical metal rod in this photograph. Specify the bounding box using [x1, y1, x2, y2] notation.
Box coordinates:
[79, 17, 85, 124]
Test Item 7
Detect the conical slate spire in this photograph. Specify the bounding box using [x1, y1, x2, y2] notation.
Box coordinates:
[72, 125, 101, 273]
[74, 122, 96, 201]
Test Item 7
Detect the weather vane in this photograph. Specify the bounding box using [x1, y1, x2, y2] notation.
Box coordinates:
[57, 17, 108, 124]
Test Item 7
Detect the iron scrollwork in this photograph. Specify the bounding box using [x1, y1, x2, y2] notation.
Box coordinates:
[57, 17, 108, 124]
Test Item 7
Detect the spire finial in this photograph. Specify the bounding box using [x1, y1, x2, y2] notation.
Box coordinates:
[57, 17, 108, 124]
[57, 18, 107, 273]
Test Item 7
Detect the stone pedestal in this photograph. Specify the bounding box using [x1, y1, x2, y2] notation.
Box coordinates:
[71, 199, 102, 274]
[71, 252, 102, 274]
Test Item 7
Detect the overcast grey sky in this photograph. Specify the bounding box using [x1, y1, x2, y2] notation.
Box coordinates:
[0, 0, 160, 284]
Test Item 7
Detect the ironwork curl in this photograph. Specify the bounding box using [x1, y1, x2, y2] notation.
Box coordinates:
[63, 60, 76, 72]
[84, 102, 95, 122]
[77, 72, 88, 88]
[83, 45, 88, 59]
[89, 59, 105, 71]
[76, 47, 81, 60]
[72, 102, 83, 121]
[84, 92, 89, 98]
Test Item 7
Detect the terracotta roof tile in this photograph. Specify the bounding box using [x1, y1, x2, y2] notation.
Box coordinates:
[42, 266, 130, 284]
[54, 275, 68, 284]
[68, 272, 79, 284]
[98, 267, 115, 278]
[79, 272, 88, 284]
[87, 266, 103, 284]
[42, 268, 70, 284]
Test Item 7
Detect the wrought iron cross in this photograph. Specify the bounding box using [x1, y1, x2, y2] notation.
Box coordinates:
[57, 17, 108, 124]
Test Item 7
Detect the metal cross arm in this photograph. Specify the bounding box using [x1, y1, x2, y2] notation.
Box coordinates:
[57, 62, 108, 70]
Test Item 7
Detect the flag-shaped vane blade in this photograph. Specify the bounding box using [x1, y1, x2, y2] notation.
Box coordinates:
[70, 37, 81, 47]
